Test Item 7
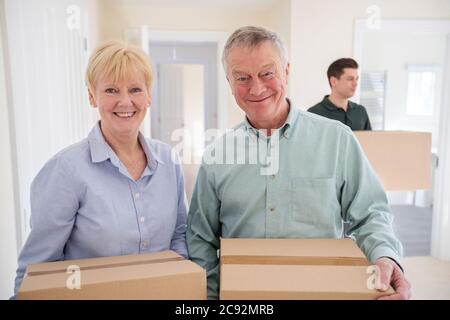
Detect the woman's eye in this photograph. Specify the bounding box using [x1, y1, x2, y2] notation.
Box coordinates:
[262, 71, 274, 77]
[130, 88, 142, 93]
[105, 88, 117, 94]
[236, 76, 249, 82]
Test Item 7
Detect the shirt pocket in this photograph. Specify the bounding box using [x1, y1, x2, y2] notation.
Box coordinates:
[290, 177, 340, 227]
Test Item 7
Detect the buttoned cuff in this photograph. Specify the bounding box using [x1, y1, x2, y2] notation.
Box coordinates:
[368, 246, 403, 271]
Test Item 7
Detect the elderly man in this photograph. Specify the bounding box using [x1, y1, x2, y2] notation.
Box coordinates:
[308, 58, 372, 131]
[186, 26, 410, 300]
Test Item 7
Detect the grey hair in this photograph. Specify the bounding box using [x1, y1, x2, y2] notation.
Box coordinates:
[222, 26, 289, 70]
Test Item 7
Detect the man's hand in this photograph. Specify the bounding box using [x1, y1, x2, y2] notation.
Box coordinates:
[375, 257, 412, 300]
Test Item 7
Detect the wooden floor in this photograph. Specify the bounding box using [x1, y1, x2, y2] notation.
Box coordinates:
[402, 256, 450, 300]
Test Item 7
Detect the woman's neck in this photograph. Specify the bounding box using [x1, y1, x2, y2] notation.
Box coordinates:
[100, 124, 141, 157]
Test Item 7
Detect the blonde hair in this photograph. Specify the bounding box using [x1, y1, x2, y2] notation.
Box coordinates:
[85, 40, 153, 93]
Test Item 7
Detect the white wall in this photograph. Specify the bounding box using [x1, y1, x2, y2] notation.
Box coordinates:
[183, 65, 204, 202]
[290, 0, 450, 109]
[98, 0, 291, 128]
[99, 2, 270, 40]
[268, 0, 291, 59]
[87, 0, 101, 50]
[0, 10, 18, 299]
[268, 0, 291, 97]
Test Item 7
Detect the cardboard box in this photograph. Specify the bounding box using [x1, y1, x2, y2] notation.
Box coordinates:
[220, 238, 369, 266]
[18, 250, 206, 300]
[220, 238, 395, 300]
[354, 131, 431, 191]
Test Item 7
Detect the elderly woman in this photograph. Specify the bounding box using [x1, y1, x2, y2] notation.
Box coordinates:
[14, 40, 187, 294]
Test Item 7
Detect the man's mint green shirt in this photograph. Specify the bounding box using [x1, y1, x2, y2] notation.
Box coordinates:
[187, 103, 402, 299]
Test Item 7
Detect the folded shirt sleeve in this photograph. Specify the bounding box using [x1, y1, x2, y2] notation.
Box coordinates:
[339, 129, 403, 264]
[14, 155, 79, 295]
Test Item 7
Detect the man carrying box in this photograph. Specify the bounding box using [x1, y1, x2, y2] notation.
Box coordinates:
[186, 26, 411, 300]
[307, 58, 372, 131]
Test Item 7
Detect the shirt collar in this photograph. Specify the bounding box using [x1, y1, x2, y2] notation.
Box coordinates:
[243, 98, 296, 139]
[322, 95, 353, 111]
[88, 122, 111, 163]
[282, 98, 296, 137]
[88, 121, 164, 173]
[138, 132, 165, 172]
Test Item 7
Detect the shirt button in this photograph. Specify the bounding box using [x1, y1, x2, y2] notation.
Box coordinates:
[140, 216, 145, 223]
[269, 207, 275, 213]
[271, 175, 276, 179]
[135, 193, 140, 198]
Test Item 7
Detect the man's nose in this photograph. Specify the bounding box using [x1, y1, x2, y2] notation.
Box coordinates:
[249, 78, 266, 96]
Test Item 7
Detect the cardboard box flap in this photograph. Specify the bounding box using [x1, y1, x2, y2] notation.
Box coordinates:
[20, 259, 204, 292]
[220, 264, 394, 300]
[220, 238, 368, 266]
[26, 250, 183, 276]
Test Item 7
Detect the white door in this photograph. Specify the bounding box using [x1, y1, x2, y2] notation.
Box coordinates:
[157, 64, 186, 146]
[3, 0, 97, 245]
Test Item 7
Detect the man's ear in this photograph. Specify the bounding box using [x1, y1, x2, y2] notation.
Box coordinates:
[329, 76, 338, 88]
[225, 75, 236, 96]
[284, 62, 290, 82]
[88, 89, 97, 108]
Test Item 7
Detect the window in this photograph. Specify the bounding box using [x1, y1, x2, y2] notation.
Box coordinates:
[406, 65, 440, 116]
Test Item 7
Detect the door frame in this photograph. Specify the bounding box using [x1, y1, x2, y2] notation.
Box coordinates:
[148, 42, 217, 143]
[354, 19, 450, 260]
[0, 0, 21, 264]
[432, 34, 450, 260]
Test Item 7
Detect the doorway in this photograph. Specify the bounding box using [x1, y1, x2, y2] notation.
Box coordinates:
[147, 40, 220, 202]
